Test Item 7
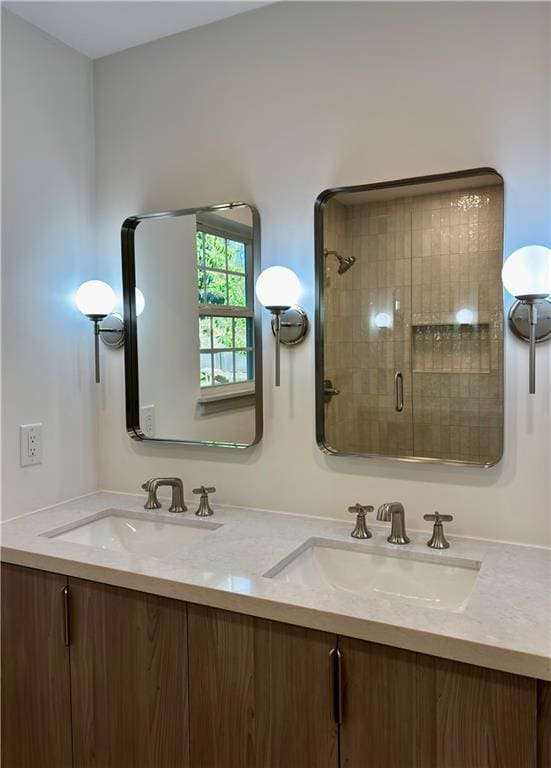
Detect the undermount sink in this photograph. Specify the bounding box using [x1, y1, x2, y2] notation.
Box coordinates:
[42, 509, 221, 559]
[266, 538, 480, 612]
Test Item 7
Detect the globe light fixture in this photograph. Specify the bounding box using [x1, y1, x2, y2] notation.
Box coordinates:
[456, 308, 475, 326]
[502, 245, 551, 394]
[75, 280, 116, 318]
[375, 312, 392, 329]
[255, 266, 308, 386]
[75, 280, 116, 383]
[135, 287, 146, 318]
[76, 281, 145, 382]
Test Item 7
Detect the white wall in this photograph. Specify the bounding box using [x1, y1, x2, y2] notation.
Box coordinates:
[96, 3, 549, 545]
[1, 10, 97, 518]
[136, 215, 200, 436]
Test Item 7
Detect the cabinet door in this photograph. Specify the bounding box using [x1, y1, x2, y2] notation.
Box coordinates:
[538, 681, 551, 768]
[340, 638, 419, 767]
[254, 617, 337, 767]
[188, 604, 338, 768]
[69, 578, 189, 768]
[1, 563, 72, 768]
[417, 653, 536, 768]
[340, 636, 537, 768]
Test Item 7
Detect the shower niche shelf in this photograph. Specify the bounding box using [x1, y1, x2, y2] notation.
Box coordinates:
[412, 323, 491, 375]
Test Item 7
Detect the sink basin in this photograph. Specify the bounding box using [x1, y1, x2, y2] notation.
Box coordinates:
[42, 509, 221, 559]
[266, 538, 480, 612]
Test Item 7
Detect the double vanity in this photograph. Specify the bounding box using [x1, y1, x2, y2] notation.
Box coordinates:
[3, 167, 549, 767]
[2, 490, 550, 767]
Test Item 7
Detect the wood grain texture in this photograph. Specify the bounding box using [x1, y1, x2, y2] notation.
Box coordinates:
[417, 653, 537, 768]
[187, 605, 338, 768]
[340, 637, 537, 768]
[254, 617, 337, 768]
[340, 636, 418, 768]
[188, 604, 256, 768]
[1, 563, 72, 768]
[69, 577, 189, 768]
[538, 680, 551, 768]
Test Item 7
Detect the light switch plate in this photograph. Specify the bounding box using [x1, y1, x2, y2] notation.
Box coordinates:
[20, 423, 42, 466]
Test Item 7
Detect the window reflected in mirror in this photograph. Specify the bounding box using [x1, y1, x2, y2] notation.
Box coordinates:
[196, 218, 254, 390]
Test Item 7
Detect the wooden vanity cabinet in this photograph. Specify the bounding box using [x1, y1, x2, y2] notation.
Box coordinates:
[1, 563, 73, 768]
[1, 563, 548, 768]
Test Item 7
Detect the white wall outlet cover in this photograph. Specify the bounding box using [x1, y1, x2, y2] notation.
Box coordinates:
[20, 423, 43, 466]
[140, 405, 155, 438]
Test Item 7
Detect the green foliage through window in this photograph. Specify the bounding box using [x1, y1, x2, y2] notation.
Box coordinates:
[197, 231, 247, 307]
[197, 227, 253, 388]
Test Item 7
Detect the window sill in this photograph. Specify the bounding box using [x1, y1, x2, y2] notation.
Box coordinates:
[197, 386, 255, 415]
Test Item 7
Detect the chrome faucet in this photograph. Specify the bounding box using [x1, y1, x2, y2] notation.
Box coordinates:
[377, 502, 410, 545]
[141, 477, 187, 513]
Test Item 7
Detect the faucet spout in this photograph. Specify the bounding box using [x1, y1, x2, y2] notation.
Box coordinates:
[377, 502, 410, 545]
[142, 477, 187, 513]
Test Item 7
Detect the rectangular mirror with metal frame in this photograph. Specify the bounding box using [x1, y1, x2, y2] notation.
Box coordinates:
[121, 202, 262, 447]
[315, 168, 504, 467]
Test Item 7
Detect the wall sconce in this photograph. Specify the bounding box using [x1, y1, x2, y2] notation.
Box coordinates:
[501, 245, 551, 394]
[255, 266, 308, 386]
[75, 281, 145, 383]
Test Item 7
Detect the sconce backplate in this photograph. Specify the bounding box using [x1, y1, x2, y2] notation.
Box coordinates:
[271, 305, 308, 345]
[99, 313, 125, 348]
[508, 298, 551, 343]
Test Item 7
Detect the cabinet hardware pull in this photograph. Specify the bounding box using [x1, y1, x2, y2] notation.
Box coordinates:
[394, 371, 404, 412]
[329, 647, 343, 724]
[62, 585, 70, 646]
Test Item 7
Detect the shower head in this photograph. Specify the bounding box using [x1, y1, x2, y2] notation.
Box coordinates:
[337, 254, 356, 274]
[324, 249, 357, 274]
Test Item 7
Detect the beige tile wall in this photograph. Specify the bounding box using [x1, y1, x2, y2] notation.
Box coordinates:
[322, 184, 504, 464]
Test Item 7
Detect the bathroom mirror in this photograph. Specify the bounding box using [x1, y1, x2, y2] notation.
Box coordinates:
[315, 168, 504, 467]
[121, 202, 262, 447]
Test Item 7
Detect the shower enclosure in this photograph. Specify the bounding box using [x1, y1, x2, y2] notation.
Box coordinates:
[315, 168, 504, 467]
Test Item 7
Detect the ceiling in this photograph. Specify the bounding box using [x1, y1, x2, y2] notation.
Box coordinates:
[3, 1, 270, 58]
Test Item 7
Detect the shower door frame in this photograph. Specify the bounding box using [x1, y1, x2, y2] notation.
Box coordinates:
[314, 166, 504, 468]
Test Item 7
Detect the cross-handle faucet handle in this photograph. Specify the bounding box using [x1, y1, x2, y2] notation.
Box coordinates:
[424, 511, 453, 549]
[348, 503, 374, 540]
[141, 479, 161, 510]
[192, 486, 216, 517]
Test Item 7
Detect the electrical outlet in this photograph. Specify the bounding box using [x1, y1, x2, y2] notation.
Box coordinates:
[20, 423, 43, 467]
[140, 405, 155, 438]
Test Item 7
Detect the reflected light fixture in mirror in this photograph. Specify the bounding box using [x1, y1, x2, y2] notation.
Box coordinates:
[134, 287, 145, 317]
[255, 266, 308, 386]
[374, 312, 392, 329]
[456, 308, 475, 325]
[502, 245, 551, 394]
[98, 287, 145, 352]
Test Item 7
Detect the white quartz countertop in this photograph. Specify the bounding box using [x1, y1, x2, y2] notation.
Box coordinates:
[2, 492, 550, 681]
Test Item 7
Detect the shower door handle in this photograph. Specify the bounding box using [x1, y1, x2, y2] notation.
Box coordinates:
[394, 371, 404, 412]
